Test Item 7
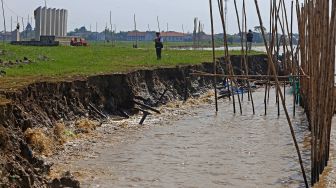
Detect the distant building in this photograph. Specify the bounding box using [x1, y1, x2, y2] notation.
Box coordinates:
[0, 32, 12, 41]
[126, 31, 155, 41]
[126, 31, 190, 42]
[161, 31, 188, 42]
[25, 23, 33, 32]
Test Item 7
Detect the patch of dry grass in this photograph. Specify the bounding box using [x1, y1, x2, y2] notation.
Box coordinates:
[22, 119, 100, 158]
[164, 101, 183, 109]
[199, 91, 214, 104]
[24, 128, 53, 156]
[54, 122, 68, 145]
[75, 118, 98, 133]
[185, 98, 200, 106]
[117, 121, 129, 128]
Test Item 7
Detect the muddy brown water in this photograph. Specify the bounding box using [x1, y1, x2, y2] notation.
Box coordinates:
[51, 88, 336, 188]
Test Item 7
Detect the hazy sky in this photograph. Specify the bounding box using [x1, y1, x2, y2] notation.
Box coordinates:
[2, 0, 302, 34]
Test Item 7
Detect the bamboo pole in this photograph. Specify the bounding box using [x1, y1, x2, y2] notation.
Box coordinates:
[264, 0, 274, 115]
[291, 1, 297, 116]
[242, 0, 255, 113]
[254, 1, 309, 187]
[218, 0, 241, 114]
[296, 0, 336, 185]
[209, 0, 219, 112]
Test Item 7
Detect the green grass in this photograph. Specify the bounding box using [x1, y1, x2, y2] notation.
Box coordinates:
[87, 41, 258, 49]
[0, 41, 263, 90]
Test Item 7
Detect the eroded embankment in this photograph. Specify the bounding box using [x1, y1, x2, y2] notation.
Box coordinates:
[0, 54, 267, 187]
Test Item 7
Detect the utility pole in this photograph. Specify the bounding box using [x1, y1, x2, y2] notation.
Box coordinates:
[27, 15, 30, 39]
[114, 24, 117, 45]
[157, 16, 160, 32]
[21, 17, 25, 40]
[110, 11, 113, 46]
[104, 23, 107, 43]
[44, 0, 47, 7]
[1, 0, 6, 44]
[96, 22, 98, 41]
[134, 14, 137, 48]
[10, 16, 12, 32]
[166, 23, 169, 49]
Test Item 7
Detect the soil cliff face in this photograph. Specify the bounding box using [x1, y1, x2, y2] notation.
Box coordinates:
[1, 65, 215, 129]
[0, 64, 215, 187]
[0, 55, 268, 187]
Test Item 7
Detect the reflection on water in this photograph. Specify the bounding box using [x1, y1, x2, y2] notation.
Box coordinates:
[171, 46, 295, 54]
[54, 88, 336, 188]
[172, 46, 267, 52]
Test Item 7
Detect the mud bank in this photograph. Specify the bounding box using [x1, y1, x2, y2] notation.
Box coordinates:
[0, 54, 267, 187]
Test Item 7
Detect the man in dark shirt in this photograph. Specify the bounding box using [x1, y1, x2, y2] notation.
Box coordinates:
[154, 32, 163, 60]
[246, 30, 254, 51]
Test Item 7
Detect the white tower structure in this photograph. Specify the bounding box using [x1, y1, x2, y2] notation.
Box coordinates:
[34, 6, 68, 40]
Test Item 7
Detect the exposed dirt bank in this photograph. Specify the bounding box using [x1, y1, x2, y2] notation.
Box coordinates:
[0, 54, 268, 187]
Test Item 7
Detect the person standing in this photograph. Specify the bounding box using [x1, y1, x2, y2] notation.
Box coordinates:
[154, 32, 163, 60]
[246, 30, 254, 52]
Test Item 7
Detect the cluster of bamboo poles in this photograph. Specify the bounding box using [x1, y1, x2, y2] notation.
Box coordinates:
[204, 0, 323, 187]
[207, 0, 256, 115]
[205, 0, 336, 186]
[204, 0, 302, 117]
[297, 0, 336, 185]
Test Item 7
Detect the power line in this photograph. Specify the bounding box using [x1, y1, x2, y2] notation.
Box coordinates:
[2, 0, 24, 20]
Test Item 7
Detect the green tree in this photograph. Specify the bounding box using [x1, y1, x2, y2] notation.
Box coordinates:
[254, 26, 266, 33]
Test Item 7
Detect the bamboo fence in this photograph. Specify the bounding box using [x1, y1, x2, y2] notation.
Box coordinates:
[297, 0, 336, 185]
[203, 0, 335, 186]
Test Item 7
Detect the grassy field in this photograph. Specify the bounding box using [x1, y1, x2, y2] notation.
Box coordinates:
[0, 41, 262, 90]
[102, 41, 245, 48]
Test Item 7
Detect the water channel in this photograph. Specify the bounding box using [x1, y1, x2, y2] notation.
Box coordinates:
[51, 88, 336, 188]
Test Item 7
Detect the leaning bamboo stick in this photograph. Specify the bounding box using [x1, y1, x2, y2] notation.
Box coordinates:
[254, 1, 309, 187]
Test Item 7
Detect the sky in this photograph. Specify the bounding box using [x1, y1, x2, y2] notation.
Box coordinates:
[1, 0, 303, 34]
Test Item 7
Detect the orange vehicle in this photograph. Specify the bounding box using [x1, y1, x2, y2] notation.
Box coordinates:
[70, 37, 88, 46]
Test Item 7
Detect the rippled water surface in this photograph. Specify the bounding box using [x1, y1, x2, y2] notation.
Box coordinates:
[54, 88, 336, 188]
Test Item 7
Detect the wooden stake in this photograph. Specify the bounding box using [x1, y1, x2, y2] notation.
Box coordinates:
[209, 0, 218, 112]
